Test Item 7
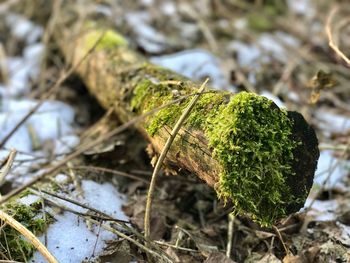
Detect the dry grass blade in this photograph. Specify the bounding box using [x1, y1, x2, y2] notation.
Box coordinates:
[0, 210, 58, 263]
[0, 149, 16, 185]
[226, 213, 235, 258]
[144, 78, 209, 240]
[29, 187, 129, 223]
[0, 260, 25, 263]
[325, 5, 350, 67]
[72, 165, 150, 183]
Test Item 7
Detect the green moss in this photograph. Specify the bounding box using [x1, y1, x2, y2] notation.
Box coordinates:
[131, 78, 231, 135]
[0, 199, 49, 261]
[84, 28, 127, 51]
[206, 92, 297, 226]
[132, 81, 300, 225]
[131, 78, 181, 135]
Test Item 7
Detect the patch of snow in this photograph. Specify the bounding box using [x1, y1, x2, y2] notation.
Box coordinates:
[23, 43, 44, 79]
[1, 43, 44, 96]
[304, 198, 338, 221]
[33, 212, 115, 263]
[257, 32, 300, 62]
[5, 13, 43, 44]
[337, 222, 350, 246]
[314, 150, 350, 188]
[315, 110, 350, 135]
[260, 91, 285, 108]
[125, 12, 168, 53]
[141, 0, 154, 6]
[275, 31, 300, 48]
[55, 173, 70, 184]
[161, 2, 177, 16]
[233, 18, 247, 30]
[0, 113, 32, 152]
[151, 49, 229, 89]
[54, 135, 80, 155]
[287, 91, 300, 102]
[18, 194, 41, 206]
[287, 0, 315, 18]
[32, 180, 127, 263]
[81, 180, 128, 220]
[0, 99, 75, 149]
[227, 41, 261, 67]
[229, 33, 299, 66]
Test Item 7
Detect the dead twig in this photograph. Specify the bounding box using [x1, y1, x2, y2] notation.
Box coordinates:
[325, 5, 350, 67]
[72, 165, 150, 183]
[0, 149, 17, 186]
[0, 210, 58, 263]
[29, 187, 129, 223]
[144, 79, 208, 240]
[272, 225, 289, 255]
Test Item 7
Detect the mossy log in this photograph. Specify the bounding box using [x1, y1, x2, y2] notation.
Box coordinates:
[56, 22, 319, 226]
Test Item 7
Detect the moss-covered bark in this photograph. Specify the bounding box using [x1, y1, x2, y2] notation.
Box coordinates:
[56, 21, 319, 226]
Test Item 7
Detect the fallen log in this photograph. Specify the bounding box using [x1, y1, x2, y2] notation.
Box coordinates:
[56, 21, 319, 226]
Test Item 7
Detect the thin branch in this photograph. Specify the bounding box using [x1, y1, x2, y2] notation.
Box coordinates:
[29, 188, 128, 223]
[0, 149, 17, 185]
[0, 210, 58, 263]
[325, 5, 350, 67]
[273, 225, 289, 255]
[144, 78, 208, 240]
[71, 165, 150, 183]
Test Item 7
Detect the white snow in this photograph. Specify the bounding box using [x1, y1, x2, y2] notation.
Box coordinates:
[31, 180, 127, 263]
[125, 12, 168, 53]
[151, 49, 229, 89]
[0, 99, 76, 153]
[18, 194, 41, 206]
[161, 1, 177, 16]
[227, 41, 261, 67]
[304, 198, 338, 221]
[5, 13, 43, 44]
[313, 150, 350, 188]
[287, 0, 315, 18]
[315, 110, 350, 135]
[0, 43, 44, 96]
[260, 91, 285, 108]
[54, 135, 80, 156]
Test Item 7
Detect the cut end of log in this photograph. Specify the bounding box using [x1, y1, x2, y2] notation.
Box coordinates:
[204, 92, 318, 227]
[285, 111, 319, 215]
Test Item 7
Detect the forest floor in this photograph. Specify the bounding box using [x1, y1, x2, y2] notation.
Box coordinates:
[0, 0, 350, 262]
